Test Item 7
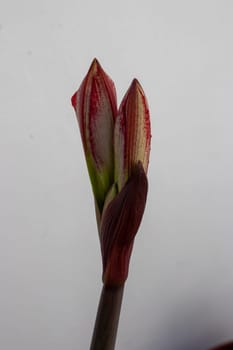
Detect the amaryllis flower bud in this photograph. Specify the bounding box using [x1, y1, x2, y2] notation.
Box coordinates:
[71, 59, 117, 212]
[99, 79, 151, 286]
[72, 60, 152, 349]
[114, 79, 151, 191]
[71, 60, 151, 288]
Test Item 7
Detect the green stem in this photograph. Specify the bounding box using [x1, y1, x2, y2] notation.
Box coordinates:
[90, 284, 124, 350]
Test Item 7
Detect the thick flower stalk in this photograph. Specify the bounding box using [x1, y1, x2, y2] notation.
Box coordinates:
[71, 59, 151, 350]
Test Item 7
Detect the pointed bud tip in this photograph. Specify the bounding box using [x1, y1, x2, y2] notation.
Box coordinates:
[122, 78, 146, 106]
[130, 78, 144, 95]
[70, 58, 101, 108]
[92, 57, 99, 64]
[89, 57, 102, 74]
[131, 78, 140, 86]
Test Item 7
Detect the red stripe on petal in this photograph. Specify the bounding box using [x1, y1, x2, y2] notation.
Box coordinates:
[114, 79, 151, 190]
[71, 58, 117, 211]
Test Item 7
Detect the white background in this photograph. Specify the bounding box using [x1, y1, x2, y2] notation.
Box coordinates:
[1, 1, 233, 349]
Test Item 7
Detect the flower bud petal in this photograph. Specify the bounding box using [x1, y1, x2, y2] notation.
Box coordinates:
[71, 59, 117, 211]
[114, 79, 151, 191]
[100, 161, 148, 287]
